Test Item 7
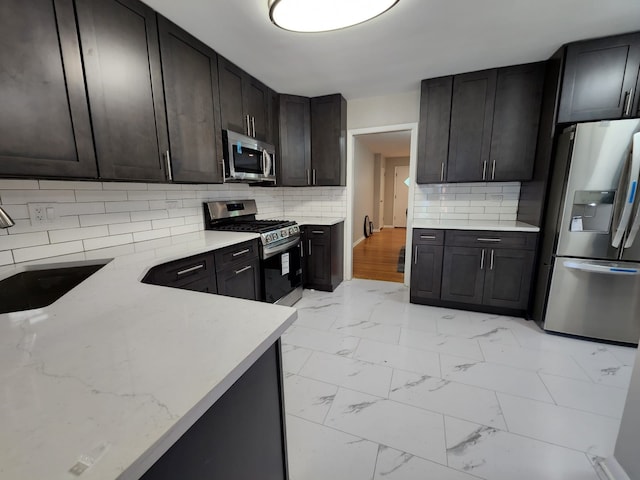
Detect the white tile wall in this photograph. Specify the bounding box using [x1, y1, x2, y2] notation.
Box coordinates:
[413, 182, 520, 222]
[0, 180, 286, 265]
[283, 187, 348, 219]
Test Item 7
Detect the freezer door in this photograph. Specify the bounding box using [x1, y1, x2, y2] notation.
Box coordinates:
[544, 258, 640, 344]
[557, 120, 640, 259]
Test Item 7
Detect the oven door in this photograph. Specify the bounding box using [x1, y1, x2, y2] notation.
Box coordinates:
[262, 239, 302, 305]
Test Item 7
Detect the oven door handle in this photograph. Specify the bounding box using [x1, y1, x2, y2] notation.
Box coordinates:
[262, 237, 301, 260]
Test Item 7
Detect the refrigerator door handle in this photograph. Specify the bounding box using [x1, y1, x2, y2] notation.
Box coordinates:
[612, 133, 640, 248]
[624, 133, 640, 248]
[564, 260, 640, 275]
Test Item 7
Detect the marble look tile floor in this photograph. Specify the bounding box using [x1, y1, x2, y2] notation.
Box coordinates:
[282, 279, 636, 480]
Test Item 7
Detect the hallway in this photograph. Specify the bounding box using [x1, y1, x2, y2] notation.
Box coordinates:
[353, 228, 406, 283]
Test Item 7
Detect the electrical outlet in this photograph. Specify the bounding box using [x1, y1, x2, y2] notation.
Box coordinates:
[28, 203, 57, 226]
[165, 200, 179, 209]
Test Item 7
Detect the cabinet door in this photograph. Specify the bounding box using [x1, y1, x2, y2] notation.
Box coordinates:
[0, 0, 96, 178]
[306, 228, 331, 287]
[278, 95, 311, 186]
[483, 249, 534, 310]
[490, 63, 544, 181]
[76, 0, 168, 182]
[410, 244, 443, 300]
[158, 17, 222, 183]
[417, 77, 453, 184]
[245, 77, 270, 142]
[558, 33, 640, 123]
[441, 246, 485, 304]
[311, 94, 347, 186]
[447, 70, 497, 182]
[216, 258, 261, 301]
[218, 57, 248, 135]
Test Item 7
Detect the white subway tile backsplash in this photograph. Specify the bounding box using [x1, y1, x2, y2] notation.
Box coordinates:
[39, 180, 102, 190]
[75, 190, 128, 202]
[469, 213, 501, 220]
[108, 221, 152, 235]
[152, 217, 185, 230]
[0, 204, 29, 219]
[49, 226, 109, 243]
[105, 201, 150, 213]
[1, 189, 76, 204]
[0, 250, 14, 265]
[83, 234, 133, 251]
[13, 241, 84, 263]
[130, 210, 169, 222]
[102, 182, 148, 191]
[56, 202, 106, 216]
[80, 213, 131, 227]
[0, 231, 50, 250]
[85, 244, 135, 260]
[440, 213, 469, 220]
[148, 183, 182, 191]
[128, 191, 167, 201]
[170, 224, 201, 236]
[0, 179, 40, 190]
[133, 228, 171, 242]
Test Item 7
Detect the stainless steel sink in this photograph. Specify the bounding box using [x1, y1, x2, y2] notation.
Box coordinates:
[0, 260, 110, 314]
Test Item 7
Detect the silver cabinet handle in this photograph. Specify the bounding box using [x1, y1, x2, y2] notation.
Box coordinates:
[311, 230, 324, 235]
[312, 169, 317, 185]
[234, 265, 252, 275]
[245, 115, 251, 136]
[624, 89, 634, 116]
[482, 160, 487, 180]
[491, 160, 496, 180]
[251, 116, 256, 137]
[165, 150, 173, 181]
[440, 162, 445, 182]
[308, 239, 312, 255]
[490, 249, 494, 270]
[306, 169, 311, 185]
[477, 238, 501, 243]
[177, 264, 204, 276]
[420, 235, 436, 239]
[221, 159, 226, 180]
[414, 246, 419, 265]
[480, 249, 485, 270]
[300, 242, 304, 258]
[232, 248, 250, 257]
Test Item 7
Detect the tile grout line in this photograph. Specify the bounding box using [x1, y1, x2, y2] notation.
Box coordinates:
[537, 371, 559, 405]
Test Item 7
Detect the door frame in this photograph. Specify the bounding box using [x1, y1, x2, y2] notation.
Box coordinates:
[346, 123, 418, 286]
[393, 165, 410, 227]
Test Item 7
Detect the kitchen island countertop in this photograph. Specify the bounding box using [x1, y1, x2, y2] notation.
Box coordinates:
[0, 230, 297, 480]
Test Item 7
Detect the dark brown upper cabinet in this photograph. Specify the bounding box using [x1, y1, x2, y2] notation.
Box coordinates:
[310, 94, 347, 186]
[489, 62, 545, 181]
[0, 0, 97, 178]
[76, 0, 169, 182]
[416, 76, 453, 184]
[278, 95, 311, 186]
[447, 69, 497, 182]
[158, 16, 223, 183]
[558, 32, 640, 123]
[218, 57, 271, 142]
[417, 63, 544, 184]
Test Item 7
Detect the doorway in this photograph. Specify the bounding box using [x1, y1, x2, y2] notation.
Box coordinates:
[351, 130, 411, 283]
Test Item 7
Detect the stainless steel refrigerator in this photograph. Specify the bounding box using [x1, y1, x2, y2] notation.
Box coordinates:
[539, 119, 640, 344]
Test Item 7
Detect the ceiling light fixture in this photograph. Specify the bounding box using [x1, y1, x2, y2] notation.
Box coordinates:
[268, 0, 399, 33]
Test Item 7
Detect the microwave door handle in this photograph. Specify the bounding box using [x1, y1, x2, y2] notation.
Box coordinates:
[263, 149, 272, 176]
[624, 133, 640, 248]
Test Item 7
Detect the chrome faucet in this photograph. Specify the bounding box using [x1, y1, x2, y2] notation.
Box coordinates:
[0, 206, 15, 228]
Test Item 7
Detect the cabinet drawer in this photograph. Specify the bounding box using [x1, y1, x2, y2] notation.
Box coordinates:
[445, 230, 537, 250]
[412, 229, 444, 245]
[306, 226, 330, 237]
[214, 239, 260, 271]
[143, 252, 215, 288]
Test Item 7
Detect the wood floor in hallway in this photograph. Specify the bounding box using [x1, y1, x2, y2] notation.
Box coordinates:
[352, 227, 406, 283]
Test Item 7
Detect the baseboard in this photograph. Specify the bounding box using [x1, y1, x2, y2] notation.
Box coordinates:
[383, 224, 394, 229]
[353, 236, 366, 248]
[596, 457, 631, 480]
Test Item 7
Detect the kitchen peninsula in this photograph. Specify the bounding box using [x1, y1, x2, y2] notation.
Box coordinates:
[0, 231, 297, 479]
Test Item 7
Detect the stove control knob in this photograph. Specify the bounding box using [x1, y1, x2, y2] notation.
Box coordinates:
[289, 227, 295, 235]
[281, 229, 287, 238]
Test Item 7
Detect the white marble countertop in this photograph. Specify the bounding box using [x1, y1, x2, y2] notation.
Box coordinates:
[0, 231, 297, 480]
[292, 217, 345, 226]
[412, 219, 540, 232]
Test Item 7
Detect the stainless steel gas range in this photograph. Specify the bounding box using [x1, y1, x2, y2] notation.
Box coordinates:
[204, 200, 302, 306]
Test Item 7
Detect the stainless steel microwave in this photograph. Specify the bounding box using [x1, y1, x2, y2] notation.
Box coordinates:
[222, 130, 276, 184]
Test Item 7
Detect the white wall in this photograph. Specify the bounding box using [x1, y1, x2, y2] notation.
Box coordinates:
[383, 157, 410, 226]
[352, 140, 376, 244]
[0, 179, 348, 266]
[347, 91, 420, 130]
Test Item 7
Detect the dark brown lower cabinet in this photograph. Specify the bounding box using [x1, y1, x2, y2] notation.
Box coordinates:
[141, 340, 288, 480]
[216, 257, 261, 301]
[411, 229, 537, 315]
[302, 222, 344, 292]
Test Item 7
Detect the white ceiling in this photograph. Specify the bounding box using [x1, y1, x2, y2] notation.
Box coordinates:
[356, 130, 411, 158]
[143, 0, 640, 100]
